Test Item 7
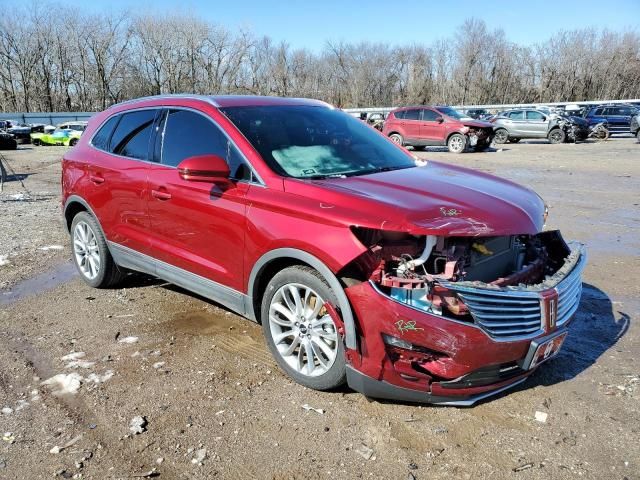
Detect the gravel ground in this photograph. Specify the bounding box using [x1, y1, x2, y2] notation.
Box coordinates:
[0, 139, 638, 479]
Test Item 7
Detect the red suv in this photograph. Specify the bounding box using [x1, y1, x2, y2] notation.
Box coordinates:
[62, 95, 585, 405]
[383, 105, 495, 153]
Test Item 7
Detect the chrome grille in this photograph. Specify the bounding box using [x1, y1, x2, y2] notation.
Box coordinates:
[440, 246, 586, 341]
[455, 290, 542, 338]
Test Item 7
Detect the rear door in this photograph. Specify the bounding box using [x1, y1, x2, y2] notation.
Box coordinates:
[86, 109, 158, 255]
[146, 108, 251, 293]
[506, 110, 526, 136]
[400, 109, 422, 142]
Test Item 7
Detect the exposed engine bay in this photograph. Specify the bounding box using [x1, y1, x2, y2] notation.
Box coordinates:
[346, 228, 576, 321]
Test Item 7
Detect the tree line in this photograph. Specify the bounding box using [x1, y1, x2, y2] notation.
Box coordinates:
[0, 4, 639, 113]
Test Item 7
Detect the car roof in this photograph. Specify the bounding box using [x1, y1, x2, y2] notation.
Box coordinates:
[112, 94, 332, 110]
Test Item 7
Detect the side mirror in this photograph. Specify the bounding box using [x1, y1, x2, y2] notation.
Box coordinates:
[436, 116, 444, 123]
[177, 154, 230, 183]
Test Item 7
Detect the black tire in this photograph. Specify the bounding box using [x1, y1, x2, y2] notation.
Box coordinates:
[636, 130, 640, 142]
[69, 138, 78, 147]
[548, 128, 565, 144]
[0, 159, 6, 187]
[412, 145, 426, 151]
[447, 133, 467, 153]
[493, 128, 509, 144]
[388, 133, 404, 146]
[32, 139, 40, 146]
[70, 211, 126, 288]
[261, 265, 346, 391]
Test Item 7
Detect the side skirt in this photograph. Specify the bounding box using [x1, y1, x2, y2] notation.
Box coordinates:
[108, 242, 250, 317]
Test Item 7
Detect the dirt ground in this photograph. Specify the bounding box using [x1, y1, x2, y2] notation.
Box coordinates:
[0, 138, 638, 480]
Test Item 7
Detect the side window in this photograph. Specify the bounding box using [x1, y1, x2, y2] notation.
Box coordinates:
[617, 107, 631, 116]
[526, 111, 545, 121]
[593, 108, 604, 116]
[161, 109, 250, 181]
[109, 110, 156, 160]
[91, 115, 120, 151]
[404, 109, 420, 121]
[393, 111, 405, 120]
[422, 109, 439, 121]
[509, 111, 524, 120]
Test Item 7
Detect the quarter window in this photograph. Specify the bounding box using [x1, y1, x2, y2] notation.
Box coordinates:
[393, 111, 405, 120]
[91, 115, 120, 151]
[109, 110, 156, 160]
[403, 109, 420, 121]
[161, 109, 250, 180]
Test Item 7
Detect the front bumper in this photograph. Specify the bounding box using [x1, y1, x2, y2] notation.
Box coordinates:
[344, 244, 586, 405]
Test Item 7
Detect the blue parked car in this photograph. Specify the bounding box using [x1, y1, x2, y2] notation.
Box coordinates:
[584, 104, 638, 135]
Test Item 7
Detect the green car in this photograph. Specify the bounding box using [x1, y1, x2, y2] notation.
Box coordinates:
[31, 128, 82, 147]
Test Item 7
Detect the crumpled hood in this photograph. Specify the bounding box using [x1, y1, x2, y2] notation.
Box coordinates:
[460, 119, 494, 129]
[285, 161, 545, 236]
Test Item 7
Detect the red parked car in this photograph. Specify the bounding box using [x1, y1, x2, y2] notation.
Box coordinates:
[382, 105, 495, 153]
[62, 95, 585, 405]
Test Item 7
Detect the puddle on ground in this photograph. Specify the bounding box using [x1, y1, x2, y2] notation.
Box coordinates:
[168, 309, 274, 366]
[0, 261, 77, 306]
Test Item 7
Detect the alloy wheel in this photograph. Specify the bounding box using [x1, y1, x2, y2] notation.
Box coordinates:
[268, 283, 339, 377]
[73, 221, 101, 280]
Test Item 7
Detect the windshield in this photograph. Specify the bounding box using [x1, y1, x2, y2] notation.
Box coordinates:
[435, 107, 467, 120]
[221, 105, 417, 179]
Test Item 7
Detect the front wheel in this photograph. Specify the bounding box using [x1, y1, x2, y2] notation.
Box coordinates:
[447, 133, 467, 153]
[636, 130, 640, 142]
[388, 133, 404, 146]
[70, 212, 126, 288]
[548, 128, 566, 144]
[261, 266, 346, 391]
[69, 138, 79, 147]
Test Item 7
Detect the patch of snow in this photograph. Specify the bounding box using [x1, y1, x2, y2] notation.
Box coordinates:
[118, 336, 139, 344]
[38, 245, 64, 251]
[41, 373, 82, 395]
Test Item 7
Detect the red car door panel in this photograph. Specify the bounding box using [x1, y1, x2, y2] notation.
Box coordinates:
[85, 109, 157, 256]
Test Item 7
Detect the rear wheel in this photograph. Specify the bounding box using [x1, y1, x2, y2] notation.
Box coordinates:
[447, 133, 467, 153]
[70, 212, 126, 288]
[69, 138, 79, 147]
[548, 128, 565, 144]
[412, 145, 426, 151]
[261, 266, 346, 391]
[493, 128, 509, 144]
[389, 133, 404, 146]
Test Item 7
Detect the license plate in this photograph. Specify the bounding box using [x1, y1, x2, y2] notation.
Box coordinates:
[524, 331, 567, 370]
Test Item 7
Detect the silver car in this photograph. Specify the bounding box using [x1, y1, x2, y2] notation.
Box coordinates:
[492, 109, 561, 144]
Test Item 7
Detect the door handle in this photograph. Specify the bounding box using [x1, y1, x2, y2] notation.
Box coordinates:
[152, 189, 172, 201]
[89, 174, 105, 185]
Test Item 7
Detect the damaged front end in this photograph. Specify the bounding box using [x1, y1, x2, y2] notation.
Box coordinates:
[342, 227, 586, 405]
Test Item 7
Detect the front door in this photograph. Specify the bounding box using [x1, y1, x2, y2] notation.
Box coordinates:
[419, 108, 445, 144]
[525, 110, 548, 138]
[146, 108, 251, 293]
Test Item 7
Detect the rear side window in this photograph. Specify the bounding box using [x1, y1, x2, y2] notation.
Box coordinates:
[91, 115, 120, 151]
[508, 111, 524, 120]
[403, 109, 420, 121]
[161, 109, 250, 180]
[109, 109, 156, 160]
[422, 109, 439, 121]
[526, 111, 545, 120]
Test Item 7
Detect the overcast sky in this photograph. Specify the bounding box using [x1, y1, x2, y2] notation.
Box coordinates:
[75, 0, 640, 50]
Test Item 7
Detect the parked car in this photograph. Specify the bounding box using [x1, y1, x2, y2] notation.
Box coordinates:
[0, 119, 31, 144]
[491, 109, 588, 144]
[464, 108, 489, 119]
[383, 105, 494, 153]
[62, 95, 586, 406]
[0, 131, 17, 150]
[58, 121, 88, 132]
[583, 104, 638, 135]
[631, 113, 639, 141]
[31, 127, 82, 146]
